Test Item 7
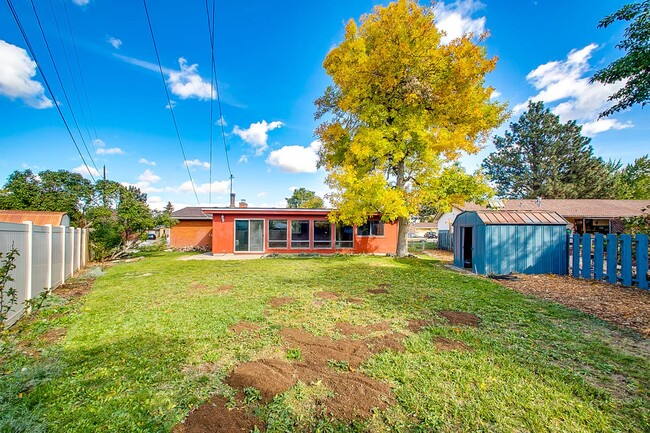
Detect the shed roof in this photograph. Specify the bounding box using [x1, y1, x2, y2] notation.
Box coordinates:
[171, 207, 211, 220]
[457, 199, 648, 218]
[0, 210, 70, 226]
[473, 210, 568, 225]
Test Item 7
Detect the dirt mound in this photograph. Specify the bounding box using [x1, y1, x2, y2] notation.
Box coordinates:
[367, 288, 389, 295]
[171, 396, 265, 433]
[280, 328, 372, 368]
[335, 321, 390, 336]
[433, 337, 471, 351]
[344, 297, 364, 304]
[438, 310, 480, 327]
[228, 322, 261, 334]
[407, 319, 436, 333]
[225, 358, 394, 422]
[314, 291, 340, 300]
[227, 359, 298, 402]
[40, 327, 67, 344]
[54, 279, 93, 298]
[367, 333, 407, 353]
[268, 297, 295, 308]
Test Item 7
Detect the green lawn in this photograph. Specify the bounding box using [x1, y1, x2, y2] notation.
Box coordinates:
[1, 252, 648, 432]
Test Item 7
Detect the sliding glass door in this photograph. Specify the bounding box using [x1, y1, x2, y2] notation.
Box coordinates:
[235, 219, 264, 252]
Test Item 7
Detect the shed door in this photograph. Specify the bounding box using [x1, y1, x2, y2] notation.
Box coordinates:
[463, 227, 473, 269]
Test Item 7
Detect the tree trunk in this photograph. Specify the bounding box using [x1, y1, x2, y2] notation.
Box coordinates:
[396, 216, 409, 257]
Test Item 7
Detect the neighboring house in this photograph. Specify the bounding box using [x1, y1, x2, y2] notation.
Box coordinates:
[170, 207, 212, 248]
[0, 210, 70, 227]
[171, 198, 398, 254]
[410, 222, 437, 237]
[438, 200, 649, 235]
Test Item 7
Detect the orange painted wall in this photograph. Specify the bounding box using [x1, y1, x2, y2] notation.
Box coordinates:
[170, 220, 212, 248]
[210, 212, 398, 254]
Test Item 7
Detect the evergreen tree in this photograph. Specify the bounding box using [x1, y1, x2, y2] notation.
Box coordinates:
[615, 155, 650, 199]
[482, 101, 617, 199]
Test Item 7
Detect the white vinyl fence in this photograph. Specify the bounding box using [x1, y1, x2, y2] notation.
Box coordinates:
[1, 221, 87, 326]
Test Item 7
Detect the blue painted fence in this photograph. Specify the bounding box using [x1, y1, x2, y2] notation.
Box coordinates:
[570, 233, 649, 290]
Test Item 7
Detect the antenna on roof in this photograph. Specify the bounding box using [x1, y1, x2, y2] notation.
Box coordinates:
[536, 197, 542, 207]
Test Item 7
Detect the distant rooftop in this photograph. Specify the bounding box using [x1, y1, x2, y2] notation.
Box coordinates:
[458, 199, 649, 218]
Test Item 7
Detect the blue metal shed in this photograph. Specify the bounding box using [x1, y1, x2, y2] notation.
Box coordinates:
[452, 210, 568, 275]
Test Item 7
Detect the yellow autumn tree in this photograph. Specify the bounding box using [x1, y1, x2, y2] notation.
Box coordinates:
[315, 0, 506, 256]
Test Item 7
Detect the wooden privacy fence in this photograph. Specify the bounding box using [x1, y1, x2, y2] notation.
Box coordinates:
[437, 230, 452, 251]
[1, 221, 87, 326]
[570, 233, 649, 290]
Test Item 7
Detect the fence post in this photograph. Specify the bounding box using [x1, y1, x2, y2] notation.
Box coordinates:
[572, 234, 581, 278]
[22, 221, 33, 307]
[606, 234, 618, 284]
[60, 225, 66, 284]
[45, 224, 53, 290]
[81, 228, 87, 267]
[69, 227, 75, 277]
[593, 233, 604, 280]
[620, 234, 632, 287]
[636, 234, 648, 290]
[581, 233, 592, 279]
[75, 228, 82, 271]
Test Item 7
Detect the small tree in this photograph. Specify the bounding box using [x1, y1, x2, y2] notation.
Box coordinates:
[483, 101, 617, 199]
[286, 188, 325, 209]
[592, 1, 650, 117]
[315, 0, 506, 256]
[615, 155, 650, 199]
[622, 204, 650, 234]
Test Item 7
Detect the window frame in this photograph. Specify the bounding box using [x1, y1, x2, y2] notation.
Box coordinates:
[335, 224, 354, 249]
[290, 219, 311, 249]
[267, 219, 288, 249]
[313, 220, 333, 249]
[356, 220, 385, 237]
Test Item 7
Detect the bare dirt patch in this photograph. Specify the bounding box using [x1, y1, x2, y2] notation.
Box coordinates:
[314, 291, 340, 300]
[496, 274, 650, 337]
[189, 281, 207, 290]
[171, 396, 265, 433]
[227, 358, 299, 402]
[54, 279, 93, 298]
[228, 321, 261, 335]
[439, 310, 481, 327]
[268, 297, 295, 308]
[335, 321, 390, 336]
[367, 288, 389, 295]
[433, 337, 471, 352]
[423, 250, 453, 263]
[344, 297, 364, 304]
[189, 282, 233, 294]
[280, 328, 372, 369]
[406, 319, 437, 333]
[40, 327, 67, 344]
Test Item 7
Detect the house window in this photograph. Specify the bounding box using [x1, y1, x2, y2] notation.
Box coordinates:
[313, 220, 332, 249]
[268, 219, 287, 248]
[234, 219, 264, 252]
[335, 224, 354, 248]
[357, 220, 384, 236]
[291, 220, 310, 248]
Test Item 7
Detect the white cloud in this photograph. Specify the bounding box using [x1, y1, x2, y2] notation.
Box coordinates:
[165, 100, 176, 109]
[257, 192, 267, 198]
[581, 119, 633, 137]
[72, 164, 100, 178]
[0, 40, 53, 109]
[514, 44, 631, 135]
[185, 159, 210, 169]
[138, 169, 161, 183]
[232, 120, 283, 155]
[121, 181, 162, 194]
[73, 0, 89, 5]
[288, 186, 297, 192]
[216, 116, 227, 126]
[106, 36, 122, 49]
[96, 147, 124, 155]
[178, 180, 230, 194]
[434, 0, 486, 44]
[93, 138, 105, 147]
[138, 158, 156, 166]
[266, 141, 321, 173]
[238, 155, 248, 164]
[490, 90, 501, 99]
[167, 57, 213, 100]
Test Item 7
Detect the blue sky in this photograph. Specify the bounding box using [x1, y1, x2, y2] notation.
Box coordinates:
[0, 0, 647, 210]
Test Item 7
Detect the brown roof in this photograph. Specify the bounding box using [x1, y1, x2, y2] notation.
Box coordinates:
[171, 207, 210, 220]
[458, 200, 649, 218]
[0, 210, 69, 226]
[411, 222, 437, 229]
[475, 210, 568, 225]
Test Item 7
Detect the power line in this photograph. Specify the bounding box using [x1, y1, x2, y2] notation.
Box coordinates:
[28, 0, 99, 173]
[47, 0, 97, 160]
[5, 0, 96, 182]
[59, 0, 103, 164]
[141, 0, 200, 204]
[204, 0, 234, 199]
[206, 0, 215, 204]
